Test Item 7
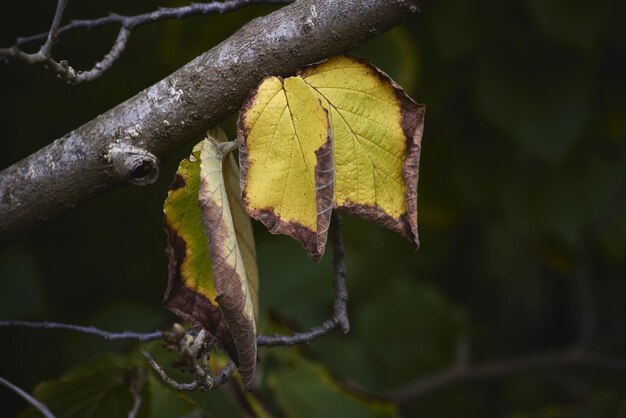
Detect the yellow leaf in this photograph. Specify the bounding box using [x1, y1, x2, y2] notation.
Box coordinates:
[299, 56, 425, 248]
[198, 131, 258, 390]
[163, 144, 231, 343]
[238, 76, 334, 261]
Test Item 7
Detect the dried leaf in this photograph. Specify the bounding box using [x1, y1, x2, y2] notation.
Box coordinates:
[197, 135, 258, 389]
[163, 144, 236, 358]
[163, 129, 259, 388]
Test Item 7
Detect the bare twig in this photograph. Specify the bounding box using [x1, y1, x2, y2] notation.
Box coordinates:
[257, 211, 350, 347]
[387, 349, 626, 402]
[0, 0, 293, 84]
[142, 350, 199, 391]
[16, 0, 294, 48]
[385, 261, 621, 403]
[40, 0, 70, 56]
[141, 349, 235, 392]
[0, 319, 164, 341]
[127, 367, 147, 418]
[0, 376, 57, 418]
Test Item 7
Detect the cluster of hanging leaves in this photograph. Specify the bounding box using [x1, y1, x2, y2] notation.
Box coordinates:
[162, 55, 424, 389]
[239, 55, 425, 261]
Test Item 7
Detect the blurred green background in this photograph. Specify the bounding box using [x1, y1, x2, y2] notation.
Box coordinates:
[1, 0, 626, 417]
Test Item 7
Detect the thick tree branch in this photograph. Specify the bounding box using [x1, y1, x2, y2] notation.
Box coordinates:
[0, 376, 57, 418]
[0, 0, 421, 248]
[257, 212, 349, 347]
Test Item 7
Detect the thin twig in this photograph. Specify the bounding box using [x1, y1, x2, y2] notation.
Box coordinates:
[386, 260, 619, 402]
[1, 0, 293, 83]
[142, 350, 199, 391]
[60, 26, 131, 84]
[16, 0, 294, 47]
[142, 349, 235, 391]
[257, 211, 350, 347]
[40, 0, 70, 56]
[387, 349, 626, 402]
[0, 376, 57, 418]
[127, 367, 146, 418]
[0, 319, 164, 341]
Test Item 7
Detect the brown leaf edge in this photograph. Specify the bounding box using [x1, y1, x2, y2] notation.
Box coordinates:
[237, 76, 335, 262]
[299, 55, 425, 250]
[163, 221, 239, 365]
[198, 140, 257, 390]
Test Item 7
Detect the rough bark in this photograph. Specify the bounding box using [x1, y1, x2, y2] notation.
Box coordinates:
[0, 0, 421, 247]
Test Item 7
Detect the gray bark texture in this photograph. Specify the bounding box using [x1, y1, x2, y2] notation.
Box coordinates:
[0, 0, 421, 247]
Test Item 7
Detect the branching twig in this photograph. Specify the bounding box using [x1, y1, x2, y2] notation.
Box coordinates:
[0, 0, 293, 84]
[385, 261, 624, 403]
[387, 349, 626, 402]
[257, 212, 350, 347]
[142, 350, 199, 391]
[40, 0, 69, 56]
[0, 319, 164, 341]
[141, 349, 235, 392]
[0, 376, 57, 418]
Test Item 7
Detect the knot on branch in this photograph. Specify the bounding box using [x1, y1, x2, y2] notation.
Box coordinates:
[106, 143, 159, 186]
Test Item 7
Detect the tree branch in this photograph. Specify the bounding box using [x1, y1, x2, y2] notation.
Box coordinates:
[1, 0, 294, 84]
[0, 211, 349, 347]
[0, 319, 164, 341]
[386, 262, 621, 402]
[257, 212, 349, 347]
[387, 349, 626, 402]
[15, 0, 294, 49]
[40, 0, 69, 56]
[0, 0, 421, 248]
[0, 376, 57, 418]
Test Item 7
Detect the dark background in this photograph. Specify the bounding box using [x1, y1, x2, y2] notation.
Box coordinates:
[1, 0, 626, 417]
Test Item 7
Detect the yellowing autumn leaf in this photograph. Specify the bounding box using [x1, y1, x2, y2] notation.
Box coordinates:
[197, 134, 258, 390]
[238, 76, 334, 261]
[163, 145, 235, 354]
[299, 56, 424, 248]
[163, 129, 260, 390]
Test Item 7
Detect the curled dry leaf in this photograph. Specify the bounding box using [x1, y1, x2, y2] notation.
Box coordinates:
[198, 135, 258, 390]
[163, 128, 259, 390]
